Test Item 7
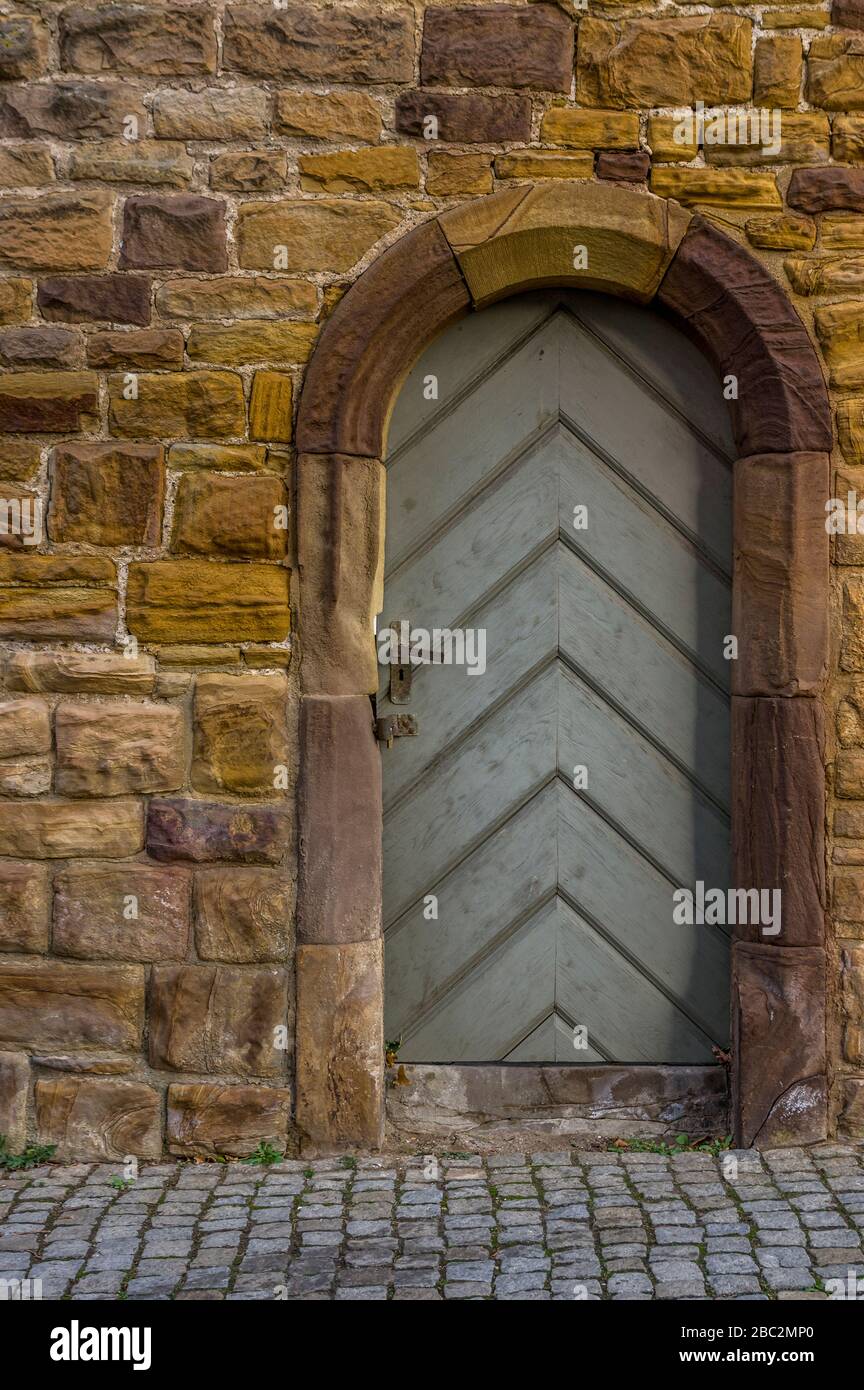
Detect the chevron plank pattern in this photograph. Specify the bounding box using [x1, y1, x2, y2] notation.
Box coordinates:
[380, 291, 735, 1064]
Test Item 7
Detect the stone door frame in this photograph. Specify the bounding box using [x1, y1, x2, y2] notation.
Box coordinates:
[293, 181, 832, 1152]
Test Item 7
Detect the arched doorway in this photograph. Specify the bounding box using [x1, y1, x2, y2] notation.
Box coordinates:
[380, 289, 734, 1065]
[294, 183, 831, 1152]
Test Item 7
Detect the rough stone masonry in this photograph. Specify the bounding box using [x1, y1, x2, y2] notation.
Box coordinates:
[0, 0, 863, 1160]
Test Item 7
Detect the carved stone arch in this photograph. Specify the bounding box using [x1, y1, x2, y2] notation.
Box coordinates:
[294, 181, 832, 1152]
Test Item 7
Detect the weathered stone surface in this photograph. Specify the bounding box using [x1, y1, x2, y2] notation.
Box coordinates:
[0, 698, 50, 761]
[732, 698, 826, 947]
[274, 90, 381, 142]
[172, 473, 287, 561]
[814, 301, 864, 389]
[596, 151, 650, 183]
[542, 107, 638, 148]
[187, 320, 316, 366]
[835, 0, 864, 26]
[0, 193, 111, 271]
[121, 194, 227, 273]
[299, 146, 419, 193]
[651, 168, 781, 207]
[441, 181, 690, 309]
[296, 456, 383, 696]
[0, 961, 143, 1048]
[788, 167, 864, 213]
[127, 559, 289, 642]
[167, 442, 270, 473]
[0, 797, 142, 859]
[422, 4, 573, 91]
[150, 964, 288, 1075]
[658, 217, 832, 455]
[841, 947, 864, 1064]
[835, 749, 864, 798]
[38, 274, 151, 326]
[153, 86, 267, 139]
[838, 399, 864, 465]
[0, 863, 49, 952]
[87, 328, 183, 370]
[754, 34, 803, 107]
[0, 82, 145, 140]
[0, 278, 32, 325]
[53, 863, 191, 963]
[786, 255, 864, 295]
[395, 91, 531, 143]
[0, 16, 48, 79]
[495, 151, 593, 179]
[732, 941, 826, 1147]
[35, 1077, 161, 1160]
[834, 116, 864, 163]
[249, 371, 293, 444]
[297, 220, 468, 457]
[48, 441, 164, 547]
[0, 370, 98, 433]
[296, 941, 383, 1149]
[224, 3, 414, 82]
[158, 645, 240, 669]
[244, 646, 291, 671]
[0, 1052, 28, 1149]
[577, 14, 752, 108]
[236, 198, 400, 273]
[807, 34, 864, 109]
[705, 114, 829, 168]
[55, 702, 185, 797]
[427, 153, 493, 197]
[108, 370, 245, 438]
[210, 151, 286, 192]
[0, 440, 39, 485]
[147, 797, 290, 865]
[5, 650, 155, 696]
[838, 1079, 864, 1138]
[69, 141, 193, 186]
[167, 1082, 291, 1157]
[843, 579, 864, 670]
[156, 276, 315, 321]
[299, 696, 380, 945]
[60, 5, 216, 75]
[647, 115, 698, 162]
[0, 145, 54, 187]
[0, 555, 116, 641]
[192, 672, 289, 796]
[838, 682, 864, 745]
[733, 453, 829, 697]
[195, 867, 292, 963]
[0, 325, 81, 369]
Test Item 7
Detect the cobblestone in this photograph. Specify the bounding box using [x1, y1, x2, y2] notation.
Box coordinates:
[2, 1145, 864, 1300]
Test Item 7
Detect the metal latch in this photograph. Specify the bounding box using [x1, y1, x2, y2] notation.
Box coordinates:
[387, 618, 413, 705]
[376, 713, 419, 748]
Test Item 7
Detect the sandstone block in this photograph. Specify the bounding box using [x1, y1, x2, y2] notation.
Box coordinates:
[577, 14, 752, 108]
[0, 82, 145, 140]
[37, 274, 151, 326]
[427, 153, 493, 197]
[754, 35, 803, 107]
[156, 276, 315, 321]
[0, 16, 48, 79]
[0, 1052, 28, 1149]
[495, 152, 593, 179]
[167, 1082, 291, 1158]
[651, 168, 781, 208]
[147, 797, 290, 864]
[173, 473, 287, 561]
[0, 863, 50, 952]
[210, 151, 286, 193]
[149, 964, 288, 1075]
[0, 145, 55, 187]
[814, 301, 864, 389]
[55, 701, 185, 797]
[0, 555, 117, 641]
[108, 370, 245, 439]
[195, 866, 293, 963]
[86, 328, 183, 371]
[236, 199, 400, 273]
[0, 698, 50, 760]
[807, 34, 864, 109]
[167, 443, 270, 473]
[121, 195, 227, 272]
[0, 278, 32, 325]
[0, 961, 143, 1049]
[0, 326, 82, 370]
[395, 91, 531, 143]
[60, 5, 216, 75]
[48, 442, 164, 547]
[421, 4, 573, 91]
[249, 372, 293, 443]
[746, 213, 816, 251]
[223, 3, 414, 82]
[5, 650, 155, 696]
[542, 107, 639, 148]
[299, 147, 419, 193]
[127, 559, 289, 641]
[153, 87, 268, 139]
[192, 672, 289, 796]
[69, 141, 193, 187]
[53, 863, 191, 962]
[274, 91, 381, 142]
[0, 193, 112, 271]
[35, 1077, 161, 1160]
[187, 321, 316, 366]
[0, 371, 98, 433]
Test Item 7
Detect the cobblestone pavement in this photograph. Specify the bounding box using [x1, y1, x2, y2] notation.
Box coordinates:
[3, 1143, 864, 1301]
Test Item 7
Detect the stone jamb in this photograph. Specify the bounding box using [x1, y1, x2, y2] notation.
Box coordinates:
[294, 182, 831, 1152]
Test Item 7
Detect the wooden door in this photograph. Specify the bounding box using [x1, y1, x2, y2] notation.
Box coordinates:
[380, 291, 734, 1064]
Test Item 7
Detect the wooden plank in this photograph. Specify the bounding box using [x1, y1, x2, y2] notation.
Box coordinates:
[505, 1012, 606, 1063]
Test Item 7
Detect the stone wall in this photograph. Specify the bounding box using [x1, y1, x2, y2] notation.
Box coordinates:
[0, 0, 862, 1158]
